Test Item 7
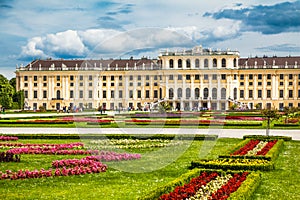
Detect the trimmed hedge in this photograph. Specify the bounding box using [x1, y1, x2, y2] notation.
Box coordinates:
[138, 169, 260, 200]
[0, 134, 218, 141]
[190, 158, 274, 171]
[243, 135, 292, 141]
[228, 172, 261, 200]
[273, 123, 299, 127]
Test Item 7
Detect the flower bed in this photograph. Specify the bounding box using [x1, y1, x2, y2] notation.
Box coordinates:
[0, 142, 84, 149]
[125, 119, 262, 126]
[139, 169, 261, 200]
[214, 115, 264, 121]
[191, 158, 274, 171]
[88, 139, 183, 149]
[0, 156, 107, 180]
[219, 139, 284, 161]
[0, 136, 18, 141]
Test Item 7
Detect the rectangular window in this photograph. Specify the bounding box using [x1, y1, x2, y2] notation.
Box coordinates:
[240, 90, 244, 98]
[267, 82, 271, 86]
[221, 74, 226, 80]
[79, 82, 83, 87]
[212, 74, 217, 80]
[258, 74, 262, 80]
[289, 90, 293, 98]
[280, 74, 284, 80]
[280, 82, 283, 86]
[137, 75, 141, 81]
[178, 75, 182, 80]
[154, 75, 158, 80]
[154, 90, 158, 98]
[34, 83, 38, 87]
[146, 75, 149, 80]
[43, 90, 47, 98]
[103, 83, 106, 87]
[89, 75, 92, 81]
[24, 76, 28, 81]
[267, 74, 271, 79]
[89, 82, 93, 87]
[129, 90, 133, 98]
[195, 75, 200, 80]
[240, 74, 244, 80]
[289, 82, 293, 86]
[186, 75, 191, 80]
[298, 90, 300, 98]
[240, 82, 244, 86]
[169, 75, 174, 80]
[258, 82, 262, 86]
[34, 91, 38, 99]
[110, 90, 114, 98]
[130, 75, 133, 81]
[70, 90, 74, 98]
[119, 76, 122, 80]
[129, 82, 133, 87]
[56, 76, 60, 81]
[204, 74, 208, 80]
[234, 74, 237, 80]
[145, 90, 150, 98]
[267, 90, 271, 98]
[70, 75, 74, 81]
[137, 90, 141, 98]
[43, 83, 47, 87]
[249, 90, 253, 98]
[249, 74, 253, 80]
[70, 82, 74, 87]
[24, 83, 28, 87]
[79, 90, 83, 98]
[289, 103, 293, 107]
[34, 76, 37, 81]
[102, 90, 106, 98]
[24, 90, 28, 98]
[249, 82, 253, 86]
[43, 76, 47, 81]
[111, 82, 114, 87]
[289, 74, 293, 79]
[280, 90, 284, 98]
[258, 90, 262, 98]
[137, 82, 141, 86]
[89, 90, 93, 98]
[145, 82, 150, 86]
[56, 83, 60, 87]
[102, 76, 106, 81]
[119, 90, 123, 98]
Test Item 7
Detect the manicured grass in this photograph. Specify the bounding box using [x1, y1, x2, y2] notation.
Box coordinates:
[0, 138, 299, 199]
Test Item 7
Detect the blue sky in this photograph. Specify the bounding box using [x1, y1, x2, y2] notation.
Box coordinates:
[1, 0, 300, 78]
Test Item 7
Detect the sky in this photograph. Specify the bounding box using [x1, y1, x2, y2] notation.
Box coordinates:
[0, 0, 300, 79]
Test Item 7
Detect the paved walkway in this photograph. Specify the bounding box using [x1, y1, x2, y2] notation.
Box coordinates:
[0, 127, 299, 140]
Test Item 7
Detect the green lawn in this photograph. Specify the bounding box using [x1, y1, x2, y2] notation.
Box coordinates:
[0, 138, 299, 199]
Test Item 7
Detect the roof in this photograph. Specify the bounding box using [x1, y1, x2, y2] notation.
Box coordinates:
[238, 56, 300, 67]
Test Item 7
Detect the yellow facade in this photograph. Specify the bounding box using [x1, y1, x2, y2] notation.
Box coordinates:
[15, 46, 300, 111]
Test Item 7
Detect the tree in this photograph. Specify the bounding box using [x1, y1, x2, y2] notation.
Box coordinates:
[158, 101, 171, 113]
[9, 77, 16, 91]
[283, 106, 294, 124]
[261, 108, 279, 136]
[0, 74, 14, 109]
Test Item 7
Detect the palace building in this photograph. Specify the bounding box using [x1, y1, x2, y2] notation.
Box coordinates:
[15, 45, 300, 111]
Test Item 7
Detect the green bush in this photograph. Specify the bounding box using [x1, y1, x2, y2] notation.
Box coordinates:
[273, 123, 299, 127]
[228, 172, 261, 200]
[243, 135, 292, 141]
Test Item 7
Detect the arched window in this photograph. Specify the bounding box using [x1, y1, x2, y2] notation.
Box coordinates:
[222, 58, 226, 68]
[195, 59, 200, 68]
[221, 88, 226, 99]
[213, 58, 217, 67]
[233, 88, 237, 99]
[177, 88, 182, 98]
[233, 58, 237, 67]
[186, 88, 191, 99]
[169, 59, 174, 68]
[56, 90, 61, 99]
[204, 59, 209, 68]
[212, 88, 217, 99]
[178, 59, 182, 68]
[203, 88, 209, 99]
[195, 88, 200, 99]
[169, 88, 174, 99]
[186, 59, 191, 68]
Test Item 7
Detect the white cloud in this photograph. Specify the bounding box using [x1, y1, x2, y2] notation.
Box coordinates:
[21, 37, 47, 58]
